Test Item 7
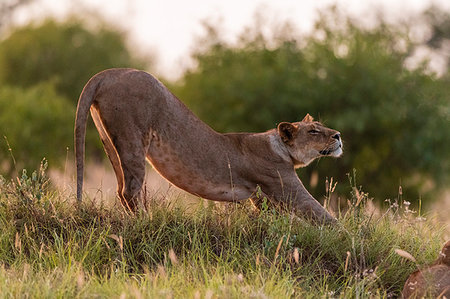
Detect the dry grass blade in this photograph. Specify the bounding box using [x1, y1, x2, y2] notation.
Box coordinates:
[273, 236, 284, 264]
[77, 269, 85, 289]
[395, 249, 417, 263]
[15, 232, 21, 252]
[108, 234, 123, 251]
[157, 264, 166, 279]
[293, 247, 300, 265]
[354, 187, 363, 207]
[168, 248, 178, 265]
[39, 243, 44, 258]
[344, 251, 351, 273]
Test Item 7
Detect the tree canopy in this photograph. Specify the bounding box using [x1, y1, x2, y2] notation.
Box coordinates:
[0, 18, 145, 101]
[0, 83, 73, 173]
[0, 17, 146, 174]
[174, 10, 450, 203]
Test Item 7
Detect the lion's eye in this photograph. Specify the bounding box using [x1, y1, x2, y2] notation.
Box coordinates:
[308, 129, 320, 135]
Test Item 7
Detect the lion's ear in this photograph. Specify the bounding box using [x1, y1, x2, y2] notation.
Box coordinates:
[302, 114, 314, 123]
[277, 122, 298, 144]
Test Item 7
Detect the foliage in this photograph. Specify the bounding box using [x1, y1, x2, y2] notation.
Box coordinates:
[424, 6, 450, 69]
[0, 164, 446, 297]
[0, 17, 148, 171]
[174, 9, 450, 204]
[0, 83, 73, 175]
[0, 17, 146, 102]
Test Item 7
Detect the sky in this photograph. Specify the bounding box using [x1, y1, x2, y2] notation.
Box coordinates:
[13, 0, 450, 78]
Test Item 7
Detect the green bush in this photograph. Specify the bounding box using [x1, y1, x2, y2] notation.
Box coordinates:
[0, 83, 73, 174]
[0, 17, 148, 170]
[0, 18, 145, 102]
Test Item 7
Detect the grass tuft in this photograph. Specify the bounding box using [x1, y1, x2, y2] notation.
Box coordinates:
[0, 164, 445, 298]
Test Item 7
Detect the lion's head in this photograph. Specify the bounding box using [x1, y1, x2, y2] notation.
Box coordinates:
[277, 114, 343, 168]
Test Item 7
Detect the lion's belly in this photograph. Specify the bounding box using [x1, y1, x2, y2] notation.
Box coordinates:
[145, 151, 252, 203]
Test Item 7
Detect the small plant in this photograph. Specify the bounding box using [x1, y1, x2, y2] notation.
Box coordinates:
[1, 159, 49, 204]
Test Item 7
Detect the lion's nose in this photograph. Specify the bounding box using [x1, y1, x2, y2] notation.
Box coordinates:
[332, 133, 341, 140]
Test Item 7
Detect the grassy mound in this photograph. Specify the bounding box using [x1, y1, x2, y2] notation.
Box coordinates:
[0, 163, 445, 298]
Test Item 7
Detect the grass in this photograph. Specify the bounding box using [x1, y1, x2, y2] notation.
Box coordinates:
[0, 162, 446, 298]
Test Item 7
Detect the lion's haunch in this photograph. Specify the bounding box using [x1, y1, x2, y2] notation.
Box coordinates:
[75, 68, 343, 223]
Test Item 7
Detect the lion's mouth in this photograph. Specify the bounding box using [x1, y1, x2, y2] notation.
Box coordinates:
[319, 142, 343, 157]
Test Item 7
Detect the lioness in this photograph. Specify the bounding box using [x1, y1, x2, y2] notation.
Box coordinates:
[75, 68, 343, 223]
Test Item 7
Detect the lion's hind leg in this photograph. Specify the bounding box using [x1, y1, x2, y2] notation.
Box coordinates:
[106, 127, 147, 212]
[91, 109, 125, 201]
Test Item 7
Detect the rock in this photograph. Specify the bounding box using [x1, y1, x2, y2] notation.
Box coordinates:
[402, 240, 450, 298]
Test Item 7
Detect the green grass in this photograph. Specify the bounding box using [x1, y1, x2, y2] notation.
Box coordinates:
[0, 163, 446, 298]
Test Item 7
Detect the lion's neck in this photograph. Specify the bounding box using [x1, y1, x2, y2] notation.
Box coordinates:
[268, 132, 292, 164]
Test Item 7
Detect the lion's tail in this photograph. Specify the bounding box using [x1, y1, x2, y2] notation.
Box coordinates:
[74, 74, 102, 203]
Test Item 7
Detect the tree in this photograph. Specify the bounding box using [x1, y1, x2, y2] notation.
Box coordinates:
[0, 17, 149, 172]
[0, 18, 146, 102]
[174, 9, 450, 204]
[424, 6, 450, 71]
[0, 83, 73, 175]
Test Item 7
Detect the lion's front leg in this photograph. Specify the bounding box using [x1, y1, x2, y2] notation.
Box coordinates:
[266, 177, 336, 224]
[289, 180, 336, 224]
[290, 193, 336, 224]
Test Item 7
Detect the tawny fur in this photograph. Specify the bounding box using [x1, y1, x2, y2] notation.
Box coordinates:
[402, 240, 450, 298]
[75, 68, 343, 223]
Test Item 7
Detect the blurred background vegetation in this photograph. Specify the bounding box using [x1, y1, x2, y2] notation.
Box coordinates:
[0, 1, 448, 207]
